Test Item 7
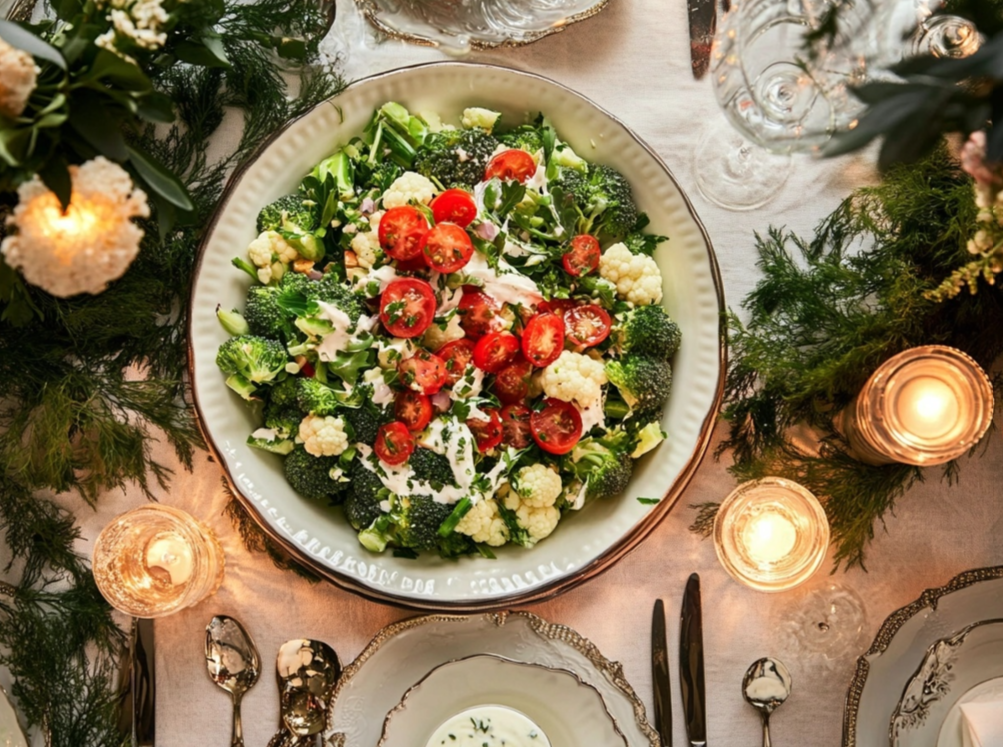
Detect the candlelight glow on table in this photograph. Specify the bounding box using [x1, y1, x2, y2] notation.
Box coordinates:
[92, 505, 224, 618]
[837, 345, 993, 466]
[714, 478, 830, 592]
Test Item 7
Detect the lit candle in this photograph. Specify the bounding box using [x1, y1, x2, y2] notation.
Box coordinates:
[714, 478, 829, 592]
[837, 346, 993, 466]
[92, 505, 224, 618]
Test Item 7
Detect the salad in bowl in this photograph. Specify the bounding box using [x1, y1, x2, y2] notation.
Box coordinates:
[214, 101, 680, 559]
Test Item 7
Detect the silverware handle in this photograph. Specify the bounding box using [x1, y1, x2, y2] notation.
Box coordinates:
[231, 694, 244, 747]
[762, 712, 771, 747]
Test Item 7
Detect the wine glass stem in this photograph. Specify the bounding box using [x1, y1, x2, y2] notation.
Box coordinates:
[762, 712, 772, 747]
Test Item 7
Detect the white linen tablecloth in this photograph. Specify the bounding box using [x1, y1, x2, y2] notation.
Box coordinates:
[58, 0, 1003, 744]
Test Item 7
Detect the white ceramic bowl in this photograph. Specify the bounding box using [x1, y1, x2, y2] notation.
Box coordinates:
[188, 61, 725, 610]
[378, 655, 627, 747]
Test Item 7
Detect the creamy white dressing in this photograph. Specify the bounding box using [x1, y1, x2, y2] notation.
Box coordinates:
[376, 337, 416, 368]
[251, 427, 279, 441]
[524, 163, 548, 193]
[425, 706, 550, 747]
[362, 367, 395, 405]
[354, 263, 399, 294]
[462, 251, 543, 308]
[574, 388, 606, 436]
[314, 302, 354, 362]
[450, 366, 485, 400]
[435, 285, 463, 316]
[568, 480, 588, 511]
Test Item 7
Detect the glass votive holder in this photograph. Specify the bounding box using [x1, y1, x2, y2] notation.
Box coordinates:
[92, 505, 224, 618]
[713, 477, 830, 592]
[836, 345, 993, 466]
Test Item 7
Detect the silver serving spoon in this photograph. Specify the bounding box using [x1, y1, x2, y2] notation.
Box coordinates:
[742, 657, 792, 747]
[205, 615, 261, 747]
[267, 638, 341, 747]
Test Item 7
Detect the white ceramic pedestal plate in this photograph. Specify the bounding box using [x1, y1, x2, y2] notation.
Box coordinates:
[188, 61, 725, 611]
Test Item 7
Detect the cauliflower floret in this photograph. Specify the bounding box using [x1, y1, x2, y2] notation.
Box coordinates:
[247, 230, 299, 284]
[455, 499, 508, 546]
[539, 350, 608, 407]
[503, 490, 560, 545]
[598, 242, 663, 306]
[461, 107, 502, 133]
[514, 464, 563, 508]
[422, 314, 465, 351]
[298, 414, 349, 457]
[382, 172, 437, 209]
[349, 211, 385, 270]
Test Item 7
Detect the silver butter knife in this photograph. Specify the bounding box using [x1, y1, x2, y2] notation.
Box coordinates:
[680, 573, 707, 747]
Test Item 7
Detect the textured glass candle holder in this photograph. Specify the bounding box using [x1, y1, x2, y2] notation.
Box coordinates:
[92, 505, 224, 618]
[714, 478, 830, 592]
[836, 345, 993, 467]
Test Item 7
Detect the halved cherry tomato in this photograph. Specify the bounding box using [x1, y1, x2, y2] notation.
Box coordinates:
[521, 313, 565, 367]
[299, 362, 316, 378]
[494, 356, 533, 404]
[564, 304, 612, 348]
[398, 350, 448, 395]
[530, 399, 583, 455]
[484, 150, 537, 184]
[422, 222, 474, 274]
[472, 331, 519, 374]
[379, 206, 428, 262]
[395, 390, 433, 432]
[380, 278, 436, 338]
[458, 288, 500, 339]
[374, 421, 415, 466]
[562, 234, 601, 277]
[538, 298, 577, 317]
[430, 189, 477, 228]
[500, 404, 532, 449]
[467, 408, 503, 453]
[394, 255, 429, 274]
[437, 338, 476, 386]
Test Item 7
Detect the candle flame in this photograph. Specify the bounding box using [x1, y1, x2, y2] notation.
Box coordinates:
[22, 192, 116, 265]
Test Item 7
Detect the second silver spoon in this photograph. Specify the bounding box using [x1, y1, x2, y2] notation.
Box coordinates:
[742, 657, 792, 747]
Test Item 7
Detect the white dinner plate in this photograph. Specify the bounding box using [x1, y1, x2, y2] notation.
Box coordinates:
[378, 654, 627, 747]
[189, 61, 724, 610]
[890, 620, 1003, 746]
[843, 566, 1003, 747]
[328, 611, 658, 747]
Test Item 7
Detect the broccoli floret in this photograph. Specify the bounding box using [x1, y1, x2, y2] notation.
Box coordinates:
[216, 336, 288, 399]
[263, 400, 301, 438]
[397, 495, 453, 551]
[605, 356, 673, 415]
[343, 402, 388, 446]
[284, 448, 348, 503]
[498, 124, 544, 154]
[295, 378, 342, 416]
[343, 460, 386, 530]
[436, 531, 476, 559]
[409, 447, 454, 487]
[570, 430, 634, 501]
[614, 305, 682, 360]
[413, 129, 500, 190]
[308, 274, 365, 324]
[257, 194, 319, 234]
[554, 163, 638, 241]
[244, 285, 293, 340]
[280, 270, 313, 295]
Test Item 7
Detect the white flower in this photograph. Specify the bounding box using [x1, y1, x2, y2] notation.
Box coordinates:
[381, 172, 437, 209]
[94, 0, 169, 58]
[538, 350, 607, 407]
[2, 157, 149, 298]
[599, 242, 663, 306]
[298, 414, 350, 457]
[0, 38, 39, 119]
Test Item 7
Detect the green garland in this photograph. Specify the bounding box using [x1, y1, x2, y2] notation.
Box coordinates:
[692, 145, 1003, 569]
[0, 0, 345, 742]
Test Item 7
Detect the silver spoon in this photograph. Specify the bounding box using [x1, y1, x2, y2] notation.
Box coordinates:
[267, 638, 341, 747]
[205, 615, 261, 747]
[742, 657, 792, 747]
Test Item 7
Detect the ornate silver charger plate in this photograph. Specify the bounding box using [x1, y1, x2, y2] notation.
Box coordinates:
[329, 612, 658, 747]
[188, 61, 725, 611]
[353, 0, 609, 51]
[843, 566, 1003, 747]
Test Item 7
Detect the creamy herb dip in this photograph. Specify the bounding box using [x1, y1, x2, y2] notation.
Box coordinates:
[425, 705, 550, 747]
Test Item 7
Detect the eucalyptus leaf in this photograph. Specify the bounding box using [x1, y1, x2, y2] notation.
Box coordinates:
[87, 50, 153, 92]
[0, 20, 66, 70]
[38, 156, 72, 210]
[126, 145, 195, 211]
[823, 91, 941, 158]
[136, 92, 175, 123]
[34, 112, 68, 128]
[69, 90, 128, 161]
[0, 127, 34, 166]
